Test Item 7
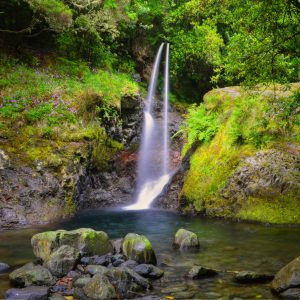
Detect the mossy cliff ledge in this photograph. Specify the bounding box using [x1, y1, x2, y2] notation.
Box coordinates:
[179, 85, 300, 224]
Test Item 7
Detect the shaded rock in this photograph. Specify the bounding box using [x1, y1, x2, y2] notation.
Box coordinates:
[9, 262, 54, 287]
[86, 265, 108, 276]
[272, 256, 300, 294]
[0, 262, 10, 272]
[121, 259, 138, 269]
[49, 294, 65, 300]
[132, 297, 164, 300]
[74, 276, 92, 288]
[279, 288, 300, 299]
[5, 286, 49, 300]
[173, 229, 200, 250]
[31, 228, 112, 261]
[186, 266, 217, 279]
[234, 271, 273, 283]
[83, 273, 117, 300]
[80, 254, 111, 266]
[105, 266, 150, 298]
[122, 233, 157, 265]
[66, 270, 81, 281]
[133, 264, 164, 279]
[45, 245, 80, 277]
[112, 238, 123, 254]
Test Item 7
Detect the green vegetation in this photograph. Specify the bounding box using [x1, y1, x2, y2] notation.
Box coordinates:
[0, 0, 299, 100]
[181, 85, 300, 223]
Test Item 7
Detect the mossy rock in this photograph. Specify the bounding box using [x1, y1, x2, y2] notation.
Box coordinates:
[122, 233, 157, 265]
[45, 245, 80, 277]
[272, 256, 300, 294]
[173, 229, 200, 250]
[9, 262, 54, 287]
[83, 273, 117, 300]
[31, 228, 113, 261]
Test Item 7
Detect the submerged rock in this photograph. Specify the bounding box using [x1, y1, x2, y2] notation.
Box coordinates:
[0, 262, 10, 272]
[122, 233, 157, 265]
[133, 264, 164, 279]
[45, 245, 80, 277]
[272, 256, 300, 294]
[5, 286, 49, 300]
[31, 228, 113, 261]
[234, 271, 273, 283]
[186, 265, 217, 279]
[173, 228, 200, 250]
[9, 262, 54, 287]
[83, 273, 117, 300]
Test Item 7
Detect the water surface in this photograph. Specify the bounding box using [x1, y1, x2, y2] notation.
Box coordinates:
[1, 209, 300, 299]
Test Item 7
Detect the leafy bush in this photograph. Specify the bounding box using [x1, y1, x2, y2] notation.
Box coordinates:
[181, 104, 219, 150]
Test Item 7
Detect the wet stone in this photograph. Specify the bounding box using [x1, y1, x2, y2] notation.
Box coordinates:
[0, 262, 10, 272]
[5, 286, 49, 300]
[234, 271, 274, 283]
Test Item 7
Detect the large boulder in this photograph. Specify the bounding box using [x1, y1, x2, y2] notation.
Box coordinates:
[9, 262, 54, 287]
[83, 273, 117, 300]
[5, 286, 49, 300]
[122, 233, 157, 265]
[173, 229, 200, 250]
[31, 228, 113, 261]
[272, 256, 300, 295]
[45, 245, 80, 277]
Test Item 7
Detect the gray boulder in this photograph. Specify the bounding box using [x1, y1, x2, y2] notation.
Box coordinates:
[45, 245, 80, 277]
[5, 286, 49, 300]
[83, 273, 117, 300]
[9, 262, 54, 287]
[133, 264, 164, 279]
[173, 229, 200, 250]
[122, 233, 157, 265]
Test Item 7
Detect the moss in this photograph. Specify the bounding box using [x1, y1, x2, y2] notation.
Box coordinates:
[237, 193, 300, 224]
[181, 124, 254, 212]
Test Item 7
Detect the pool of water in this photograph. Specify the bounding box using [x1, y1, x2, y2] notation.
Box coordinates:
[1, 209, 300, 299]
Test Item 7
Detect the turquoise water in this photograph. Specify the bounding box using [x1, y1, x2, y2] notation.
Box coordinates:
[1, 209, 300, 299]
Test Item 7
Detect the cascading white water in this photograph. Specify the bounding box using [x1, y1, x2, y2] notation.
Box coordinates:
[124, 43, 171, 210]
[163, 43, 170, 175]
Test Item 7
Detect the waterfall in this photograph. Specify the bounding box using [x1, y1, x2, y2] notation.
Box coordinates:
[124, 43, 171, 210]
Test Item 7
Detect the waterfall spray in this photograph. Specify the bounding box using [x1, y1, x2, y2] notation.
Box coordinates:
[124, 43, 171, 210]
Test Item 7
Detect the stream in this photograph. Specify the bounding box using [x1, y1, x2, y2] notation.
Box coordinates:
[1, 209, 300, 299]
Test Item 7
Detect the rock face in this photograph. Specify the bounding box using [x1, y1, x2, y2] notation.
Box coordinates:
[221, 150, 300, 206]
[31, 228, 113, 261]
[122, 233, 157, 265]
[5, 286, 49, 300]
[9, 263, 54, 287]
[45, 245, 80, 277]
[272, 256, 300, 295]
[173, 229, 200, 250]
[83, 273, 117, 300]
